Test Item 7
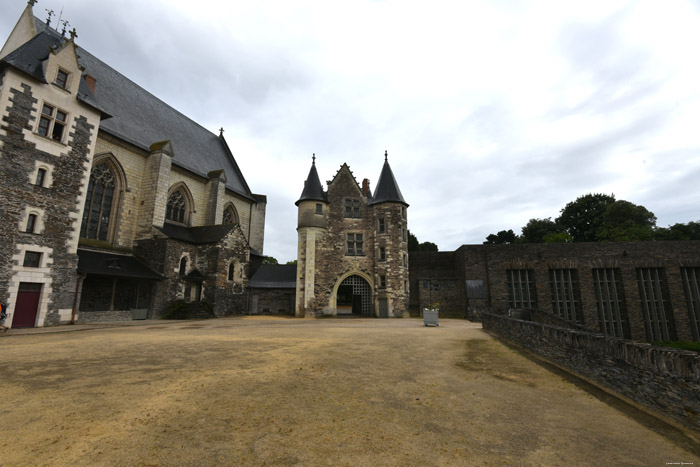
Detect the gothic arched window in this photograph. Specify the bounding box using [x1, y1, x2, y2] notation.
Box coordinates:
[80, 161, 118, 241]
[179, 257, 188, 277]
[228, 263, 235, 281]
[223, 204, 238, 225]
[166, 189, 189, 224]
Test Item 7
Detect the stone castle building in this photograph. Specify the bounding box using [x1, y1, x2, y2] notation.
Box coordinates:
[0, 3, 266, 327]
[294, 154, 410, 318]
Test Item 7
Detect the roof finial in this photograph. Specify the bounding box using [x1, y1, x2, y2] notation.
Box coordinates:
[61, 20, 70, 37]
[45, 8, 54, 27]
[28, 0, 38, 7]
[69, 27, 78, 40]
[312, 153, 316, 164]
[219, 127, 224, 136]
[384, 150, 388, 162]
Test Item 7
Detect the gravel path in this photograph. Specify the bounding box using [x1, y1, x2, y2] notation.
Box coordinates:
[0, 317, 697, 466]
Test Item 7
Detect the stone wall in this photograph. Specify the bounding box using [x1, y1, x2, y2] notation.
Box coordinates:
[482, 312, 700, 433]
[250, 288, 295, 315]
[409, 242, 700, 342]
[409, 251, 465, 317]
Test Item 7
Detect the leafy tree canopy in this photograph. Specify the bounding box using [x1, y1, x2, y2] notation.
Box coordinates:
[484, 229, 518, 244]
[654, 221, 700, 241]
[558, 193, 616, 242]
[520, 217, 566, 243]
[408, 230, 439, 251]
[597, 200, 657, 241]
[262, 256, 278, 264]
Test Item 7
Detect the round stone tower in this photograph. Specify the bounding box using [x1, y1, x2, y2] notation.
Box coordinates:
[367, 151, 410, 317]
[295, 155, 328, 317]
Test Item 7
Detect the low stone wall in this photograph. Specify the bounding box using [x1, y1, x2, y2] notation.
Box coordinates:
[482, 312, 700, 433]
[77, 310, 134, 323]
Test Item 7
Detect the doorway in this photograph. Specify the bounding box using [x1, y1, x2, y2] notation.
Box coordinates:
[13, 282, 43, 328]
[337, 275, 372, 317]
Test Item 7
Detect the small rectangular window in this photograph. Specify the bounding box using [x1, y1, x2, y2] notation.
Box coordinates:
[378, 218, 385, 233]
[55, 69, 69, 89]
[315, 203, 323, 214]
[36, 168, 46, 186]
[26, 214, 37, 233]
[379, 246, 386, 261]
[344, 198, 361, 218]
[380, 275, 387, 288]
[37, 103, 67, 142]
[506, 269, 537, 309]
[23, 251, 42, 268]
[347, 233, 363, 256]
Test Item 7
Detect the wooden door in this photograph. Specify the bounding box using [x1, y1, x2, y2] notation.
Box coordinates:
[13, 283, 42, 328]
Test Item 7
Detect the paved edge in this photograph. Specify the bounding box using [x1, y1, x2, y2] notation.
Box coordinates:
[483, 330, 700, 458]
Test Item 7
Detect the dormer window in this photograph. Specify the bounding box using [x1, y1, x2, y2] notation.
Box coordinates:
[37, 103, 67, 142]
[55, 69, 70, 89]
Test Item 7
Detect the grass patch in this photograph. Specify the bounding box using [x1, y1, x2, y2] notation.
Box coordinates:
[654, 341, 700, 353]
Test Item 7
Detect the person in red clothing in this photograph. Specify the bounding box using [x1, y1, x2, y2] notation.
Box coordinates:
[0, 301, 8, 332]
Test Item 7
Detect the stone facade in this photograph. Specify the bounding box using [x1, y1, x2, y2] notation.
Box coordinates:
[0, 4, 266, 327]
[295, 158, 409, 318]
[410, 241, 700, 343]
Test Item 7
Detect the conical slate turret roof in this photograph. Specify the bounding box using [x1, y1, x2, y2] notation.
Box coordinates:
[369, 152, 408, 207]
[296, 155, 327, 205]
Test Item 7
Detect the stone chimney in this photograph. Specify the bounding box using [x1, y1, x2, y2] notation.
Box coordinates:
[362, 178, 370, 195]
[84, 74, 96, 93]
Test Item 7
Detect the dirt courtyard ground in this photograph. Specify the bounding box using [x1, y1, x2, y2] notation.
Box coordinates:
[0, 317, 698, 466]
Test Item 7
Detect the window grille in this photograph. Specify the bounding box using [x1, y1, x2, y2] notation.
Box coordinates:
[344, 198, 361, 218]
[340, 275, 372, 316]
[592, 268, 629, 338]
[549, 269, 582, 323]
[166, 190, 188, 224]
[223, 205, 238, 225]
[681, 267, 700, 340]
[80, 162, 116, 241]
[636, 268, 676, 341]
[346, 233, 363, 256]
[506, 269, 536, 309]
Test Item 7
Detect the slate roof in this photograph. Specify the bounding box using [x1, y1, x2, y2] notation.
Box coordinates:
[0, 30, 106, 115]
[368, 155, 408, 207]
[155, 223, 238, 245]
[77, 249, 163, 280]
[5, 19, 255, 200]
[296, 159, 327, 205]
[248, 264, 297, 289]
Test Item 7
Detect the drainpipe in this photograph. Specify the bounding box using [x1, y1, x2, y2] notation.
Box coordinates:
[71, 274, 86, 324]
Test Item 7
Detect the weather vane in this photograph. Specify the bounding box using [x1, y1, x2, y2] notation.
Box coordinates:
[61, 20, 70, 37]
[45, 9, 54, 27]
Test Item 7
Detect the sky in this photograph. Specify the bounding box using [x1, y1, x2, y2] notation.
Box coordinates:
[2, 0, 700, 263]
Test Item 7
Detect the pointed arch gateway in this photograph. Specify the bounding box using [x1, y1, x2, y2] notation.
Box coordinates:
[333, 272, 373, 317]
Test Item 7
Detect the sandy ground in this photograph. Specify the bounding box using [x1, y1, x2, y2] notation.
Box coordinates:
[0, 317, 698, 466]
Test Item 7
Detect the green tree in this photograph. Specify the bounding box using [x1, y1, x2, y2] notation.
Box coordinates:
[408, 230, 420, 252]
[285, 259, 298, 265]
[484, 229, 518, 244]
[263, 256, 278, 264]
[542, 232, 573, 243]
[597, 200, 657, 241]
[418, 241, 438, 252]
[557, 193, 616, 242]
[520, 218, 566, 243]
[654, 221, 700, 240]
